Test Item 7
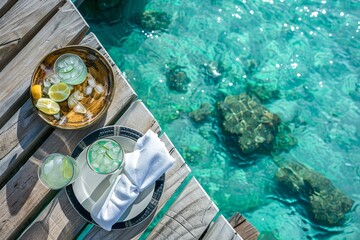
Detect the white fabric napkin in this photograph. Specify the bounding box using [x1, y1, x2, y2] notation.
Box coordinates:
[90, 130, 175, 231]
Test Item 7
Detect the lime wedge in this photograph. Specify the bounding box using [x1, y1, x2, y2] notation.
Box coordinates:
[36, 98, 60, 115]
[62, 157, 73, 179]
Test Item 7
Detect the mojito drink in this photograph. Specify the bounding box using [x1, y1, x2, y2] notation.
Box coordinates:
[38, 153, 79, 189]
[87, 138, 124, 174]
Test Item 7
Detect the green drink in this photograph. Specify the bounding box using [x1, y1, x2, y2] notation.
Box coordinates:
[38, 153, 79, 190]
[87, 138, 124, 174]
[54, 53, 88, 85]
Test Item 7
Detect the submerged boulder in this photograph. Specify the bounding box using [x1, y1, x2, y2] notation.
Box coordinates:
[189, 103, 213, 122]
[275, 160, 354, 225]
[246, 81, 281, 102]
[166, 65, 191, 93]
[140, 10, 171, 31]
[219, 94, 281, 154]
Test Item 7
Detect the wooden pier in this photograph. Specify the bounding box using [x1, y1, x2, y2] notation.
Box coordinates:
[0, 1, 259, 239]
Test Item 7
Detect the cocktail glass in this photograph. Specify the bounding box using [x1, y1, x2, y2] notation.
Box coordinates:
[38, 153, 79, 190]
[86, 138, 124, 175]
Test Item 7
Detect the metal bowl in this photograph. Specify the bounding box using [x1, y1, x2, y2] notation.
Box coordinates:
[30, 45, 115, 129]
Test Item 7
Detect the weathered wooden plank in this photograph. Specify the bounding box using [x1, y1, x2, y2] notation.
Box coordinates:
[228, 213, 259, 240]
[83, 133, 191, 240]
[0, 0, 65, 70]
[203, 215, 243, 240]
[0, 0, 88, 129]
[19, 100, 154, 240]
[0, 99, 52, 188]
[0, 0, 17, 18]
[113, 100, 161, 134]
[0, 32, 136, 240]
[147, 177, 219, 240]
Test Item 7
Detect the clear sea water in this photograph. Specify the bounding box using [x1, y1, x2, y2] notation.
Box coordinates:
[78, 0, 360, 239]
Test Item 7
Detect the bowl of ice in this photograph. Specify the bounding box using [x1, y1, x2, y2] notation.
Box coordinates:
[30, 45, 115, 129]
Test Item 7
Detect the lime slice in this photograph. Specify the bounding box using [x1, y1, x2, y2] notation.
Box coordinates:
[62, 157, 73, 179]
[48, 82, 71, 102]
[35, 98, 60, 115]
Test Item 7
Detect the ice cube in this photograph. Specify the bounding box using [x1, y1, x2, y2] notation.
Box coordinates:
[84, 86, 93, 96]
[44, 79, 52, 87]
[98, 148, 105, 154]
[112, 162, 119, 169]
[92, 144, 100, 151]
[53, 113, 61, 120]
[85, 111, 93, 119]
[58, 116, 67, 125]
[103, 142, 113, 149]
[67, 95, 78, 108]
[73, 90, 83, 101]
[55, 156, 63, 166]
[74, 103, 86, 114]
[43, 161, 54, 175]
[92, 163, 99, 169]
[92, 152, 98, 160]
[99, 165, 107, 173]
[88, 76, 96, 87]
[43, 86, 49, 95]
[103, 157, 110, 165]
[48, 75, 60, 84]
[94, 84, 104, 94]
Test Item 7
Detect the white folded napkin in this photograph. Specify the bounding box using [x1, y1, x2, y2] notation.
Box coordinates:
[90, 130, 175, 231]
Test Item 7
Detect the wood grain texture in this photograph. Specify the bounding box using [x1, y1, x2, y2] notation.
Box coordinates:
[0, 0, 89, 129]
[0, 0, 65, 69]
[0, 99, 52, 188]
[113, 100, 161, 134]
[147, 177, 219, 240]
[0, 0, 17, 18]
[83, 133, 191, 240]
[0, 32, 136, 240]
[203, 215, 243, 240]
[228, 213, 259, 240]
[19, 100, 155, 240]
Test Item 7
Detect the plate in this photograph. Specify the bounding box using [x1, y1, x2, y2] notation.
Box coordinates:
[66, 126, 165, 229]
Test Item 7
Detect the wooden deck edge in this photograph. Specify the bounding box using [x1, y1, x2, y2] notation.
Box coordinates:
[147, 177, 219, 240]
[201, 214, 243, 240]
[229, 212, 259, 240]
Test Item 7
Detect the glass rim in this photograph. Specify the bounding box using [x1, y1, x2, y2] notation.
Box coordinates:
[86, 138, 125, 175]
[38, 153, 76, 190]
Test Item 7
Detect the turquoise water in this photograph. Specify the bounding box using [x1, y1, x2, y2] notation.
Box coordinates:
[79, 0, 360, 239]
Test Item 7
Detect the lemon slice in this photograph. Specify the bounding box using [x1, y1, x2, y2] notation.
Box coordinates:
[35, 98, 60, 115]
[48, 82, 71, 102]
[62, 157, 73, 179]
[31, 85, 42, 100]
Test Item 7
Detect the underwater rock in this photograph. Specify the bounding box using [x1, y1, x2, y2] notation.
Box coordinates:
[189, 103, 213, 122]
[219, 94, 281, 154]
[140, 10, 171, 31]
[275, 160, 354, 225]
[246, 81, 281, 102]
[272, 124, 298, 154]
[166, 65, 191, 93]
[203, 61, 225, 84]
[244, 59, 258, 76]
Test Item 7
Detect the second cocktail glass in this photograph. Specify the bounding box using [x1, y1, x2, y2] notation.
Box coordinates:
[86, 138, 124, 175]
